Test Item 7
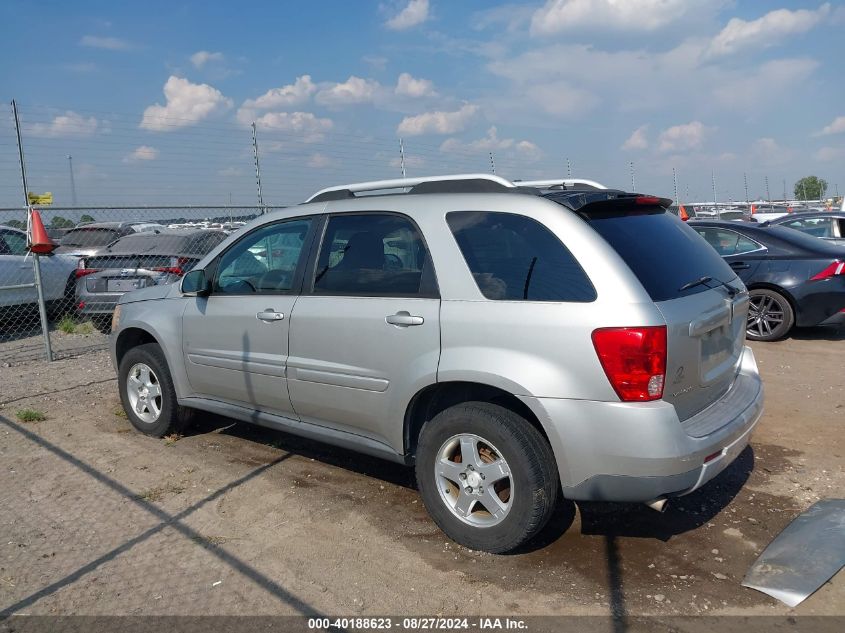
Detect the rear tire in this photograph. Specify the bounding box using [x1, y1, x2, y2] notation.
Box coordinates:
[118, 343, 192, 437]
[746, 288, 794, 341]
[415, 402, 559, 553]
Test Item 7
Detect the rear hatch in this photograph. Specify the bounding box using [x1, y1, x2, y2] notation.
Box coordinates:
[551, 193, 748, 421]
[81, 254, 192, 293]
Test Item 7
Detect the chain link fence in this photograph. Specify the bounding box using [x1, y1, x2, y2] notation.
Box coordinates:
[0, 99, 615, 366]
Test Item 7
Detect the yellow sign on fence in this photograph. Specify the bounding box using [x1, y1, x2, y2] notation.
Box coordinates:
[27, 192, 53, 205]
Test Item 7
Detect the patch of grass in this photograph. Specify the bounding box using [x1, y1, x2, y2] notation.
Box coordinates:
[57, 315, 76, 334]
[163, 433, 183, 446]
[136, 482, 186, 502]
[191, 534, 231, 547]
[16, 408, 47, 423]
[112, 406, 127, 419]
[75, 321, 95, 335]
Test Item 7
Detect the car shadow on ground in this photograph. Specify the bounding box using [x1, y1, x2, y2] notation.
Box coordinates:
[189, 413, 417, 489]
[189, 414, 754, 547]
[788, 325, 845, 341]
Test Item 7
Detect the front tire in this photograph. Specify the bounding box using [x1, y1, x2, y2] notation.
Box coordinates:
[415, 402, 559, 553]
[747, 288, 794, 341]
[118, 343, 192, 437]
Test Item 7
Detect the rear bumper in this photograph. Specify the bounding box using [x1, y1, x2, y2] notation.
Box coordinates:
[522, 346, 764, 502]
[77, 294, 120, 316]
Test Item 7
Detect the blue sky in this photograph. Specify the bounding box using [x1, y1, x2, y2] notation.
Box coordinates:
[1, 0, 844, 209]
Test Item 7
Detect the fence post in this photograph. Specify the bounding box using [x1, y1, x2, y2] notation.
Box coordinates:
[12, 99, 53, 361]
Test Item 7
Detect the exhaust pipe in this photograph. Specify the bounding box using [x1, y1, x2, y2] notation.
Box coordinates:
[645, 498, 668, 512]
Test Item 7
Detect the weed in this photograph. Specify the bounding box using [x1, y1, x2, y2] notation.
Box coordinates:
[75, 321, 95, 335]
[113, 407, 127, 419]
[163, 433, 183, 446]
[16, 408, 46, 422]
[57, 315, 76, 334]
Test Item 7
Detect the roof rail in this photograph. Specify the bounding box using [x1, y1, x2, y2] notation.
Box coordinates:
[516, 179, 608, 190]
[304, 173, 516, 203]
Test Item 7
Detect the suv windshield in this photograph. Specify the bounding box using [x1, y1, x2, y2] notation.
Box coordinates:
[584, 208, 737, 302]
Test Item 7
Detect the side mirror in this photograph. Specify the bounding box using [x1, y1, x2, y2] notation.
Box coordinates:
[181, 269, 211, 296]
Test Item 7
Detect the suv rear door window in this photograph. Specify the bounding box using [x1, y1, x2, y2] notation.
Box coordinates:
[584, 210, 736, 302]
[446, 211, 595, 302]
[313, 213, 436, 297]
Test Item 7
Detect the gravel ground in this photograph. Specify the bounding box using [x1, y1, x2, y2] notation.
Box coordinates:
[0, 330, 843, 619]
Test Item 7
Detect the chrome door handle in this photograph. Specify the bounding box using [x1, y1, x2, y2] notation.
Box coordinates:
[256, 310, 285, 322]
[385, 311, 424, 327]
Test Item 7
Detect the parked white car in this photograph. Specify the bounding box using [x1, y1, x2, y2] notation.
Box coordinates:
[0, 225, 78, 312]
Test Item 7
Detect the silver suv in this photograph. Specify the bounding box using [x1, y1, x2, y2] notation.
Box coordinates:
[110, 174, 764, 553]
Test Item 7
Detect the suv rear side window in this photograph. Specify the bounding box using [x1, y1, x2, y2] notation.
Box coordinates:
[585, 210, 736, 302]
[446, 211, 595, 302]
[313, 213, 437, 297]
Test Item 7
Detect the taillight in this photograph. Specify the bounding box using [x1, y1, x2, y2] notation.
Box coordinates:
[635, 195, 661, 205]
[591, 326, 667, 402]
[810, 260, 844, 281]
[152, 257, 191, 276]
[75, 268, 99, 278]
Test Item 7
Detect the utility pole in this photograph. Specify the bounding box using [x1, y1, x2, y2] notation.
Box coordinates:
[12, 99, 52, 361]
[765, 176, 771, 203]
[251, 122, 265, 214]
[630, 161, 635, 191]
[783, 179, 787, 202]
[67, 155, 77, 206]
[743, 172, 749, 204]
[398, 138, 406, 178]
[489, 152, 496, 175]
[566, 158, 572, 178]
[672, 167, 678, 203]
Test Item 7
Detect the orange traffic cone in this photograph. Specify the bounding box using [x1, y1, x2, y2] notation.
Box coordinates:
[679, 205, 689, 221]
[27, 208, 57, 254]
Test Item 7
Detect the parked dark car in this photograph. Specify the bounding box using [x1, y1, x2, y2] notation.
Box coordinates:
[55, 221, 165, 257]
[691, 220, 845, 340]
[764, 211, 845, 247]
[75, 229, 227, 332]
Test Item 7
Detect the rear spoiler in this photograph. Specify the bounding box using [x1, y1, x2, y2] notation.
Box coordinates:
[544, 191, 673, 214]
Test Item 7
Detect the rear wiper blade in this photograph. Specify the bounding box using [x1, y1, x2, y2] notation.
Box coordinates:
[679, 275, 740, 298]
[679, 276, 712, 292]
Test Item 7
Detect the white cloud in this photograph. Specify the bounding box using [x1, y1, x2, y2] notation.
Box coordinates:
[395, 73, 436, 98]
[238, 75, 317, 123]
[657, 121, 710, 153]
[817, 116, 845, 136]
[190, 51, 225, 69]
[140, 76, 233, 131]
[363, 55, 389, 71]
[815, 146, 845, 161]
[123, 145, 159, 162]
[440, 126, 543, 162]
[218, 166, 243, 177]
[530, 0, 693, 36]
[386, 0, 430, 30]
[29, 111, 99, 138]
[712, 58, 819, 110]
[253, 111, 333, 142]
[707, 4, 831, 57]
[622, 125, 649, 151]
[389, 154, 426, 170]
[307, 153, 331, 168]
[79, 35, 130, 50]
[315, 76, 381, 106]
[397, 104, 479, 136]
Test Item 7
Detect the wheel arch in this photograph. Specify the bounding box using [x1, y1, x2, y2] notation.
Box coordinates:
[403, 381, 552, 460]
[115, 326, 161, 367]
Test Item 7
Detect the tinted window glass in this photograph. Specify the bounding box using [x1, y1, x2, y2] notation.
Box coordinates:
[446, 211, 595, 302]
[215, 218, 312, 294]
[586, 210, 736, 302]
[314, 213, 436, 297]
[783, 217, 834, 237]
[0, 230, 27, 256]
[693, 227, 762, 256]
[60, 228, 121, 247]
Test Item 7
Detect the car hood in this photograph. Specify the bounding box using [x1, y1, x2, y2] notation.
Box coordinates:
[117, 282, 176, 305]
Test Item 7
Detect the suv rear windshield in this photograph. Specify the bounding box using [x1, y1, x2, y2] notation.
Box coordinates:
[584, 208, 737, 302]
